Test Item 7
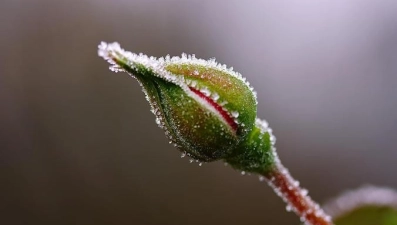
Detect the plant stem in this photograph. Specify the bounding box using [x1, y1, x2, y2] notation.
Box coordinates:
[263, 161, 334, 225]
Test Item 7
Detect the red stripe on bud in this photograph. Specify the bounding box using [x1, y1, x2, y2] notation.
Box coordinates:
[188, 86, 238, 132]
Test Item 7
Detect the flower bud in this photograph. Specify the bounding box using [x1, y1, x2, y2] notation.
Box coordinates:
[98, 42, 257, 162]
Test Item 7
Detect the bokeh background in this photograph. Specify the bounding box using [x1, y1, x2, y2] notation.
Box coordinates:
[1, 0, 397, 224]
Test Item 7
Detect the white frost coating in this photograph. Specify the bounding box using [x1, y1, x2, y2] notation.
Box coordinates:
[190, 80, 197, 87]
[98, 42, 249, 134]
[99, 42, 179, 144]
[255, 118, 276, 146]
[98, 42, 184, 87]
[231, 111, 239, 118]
[200, 87, 211, 97]
[219, 101, 227, 106]
[158, 51, 258, 104]
[212, 92, 220, 101]
[99, 42, 256, 102]
[323, 185, 397, 218]
[266, 163, 332, 224]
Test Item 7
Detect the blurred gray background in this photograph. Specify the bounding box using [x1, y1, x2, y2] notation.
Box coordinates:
[1, 0, 397, 224]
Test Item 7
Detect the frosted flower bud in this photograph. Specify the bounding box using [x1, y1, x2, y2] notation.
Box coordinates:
[98, 42, 257, 162]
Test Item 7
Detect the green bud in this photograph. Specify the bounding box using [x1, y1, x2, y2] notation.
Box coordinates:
[98, 42, 257, 162]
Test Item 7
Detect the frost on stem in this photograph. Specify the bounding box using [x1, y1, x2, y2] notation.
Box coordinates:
[265, 163, 333, 225]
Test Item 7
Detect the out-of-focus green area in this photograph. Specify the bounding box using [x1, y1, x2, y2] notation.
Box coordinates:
[335, 206, 397, 225]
